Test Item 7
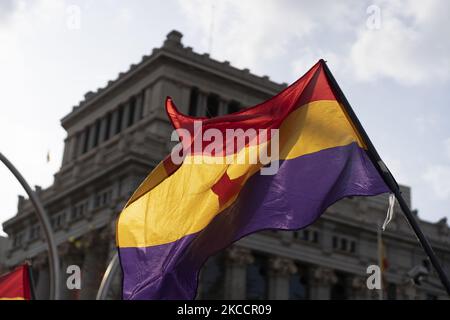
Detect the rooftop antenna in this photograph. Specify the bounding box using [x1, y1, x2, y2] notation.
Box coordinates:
[207, 2, 216, 55]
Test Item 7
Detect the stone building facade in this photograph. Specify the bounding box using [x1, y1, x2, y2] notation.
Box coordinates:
[2, 30, 450, 300]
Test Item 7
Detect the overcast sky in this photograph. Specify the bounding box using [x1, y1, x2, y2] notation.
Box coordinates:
[1, 0, 449, 236]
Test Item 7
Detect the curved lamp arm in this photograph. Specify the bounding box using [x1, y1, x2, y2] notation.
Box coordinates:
[96, 252, 119, 300]
[0, 152, 60, 300]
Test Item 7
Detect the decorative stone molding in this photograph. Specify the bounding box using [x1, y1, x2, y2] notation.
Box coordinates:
[225, 246, 254, 267]
[268, 257, 297, 277]
[312, 267, 338, 286]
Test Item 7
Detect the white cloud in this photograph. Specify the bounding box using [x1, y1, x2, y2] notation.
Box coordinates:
[179, 0, 450, 86]
[414, 114, 439, 135]
[178, 0, 363, 80]
[423, 165, 450, 199]
[350, 0, 450, 85]
[444, 137, 450, 160]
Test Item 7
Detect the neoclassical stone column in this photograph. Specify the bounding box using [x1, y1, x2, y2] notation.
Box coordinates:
[309, 266, 337, 300]
[79, 229, 110, 300]
[218, 99, 228, 116]
[33, 252, 50, 300]
[267, 257, 297, 300]
[224, 246, 254, 300]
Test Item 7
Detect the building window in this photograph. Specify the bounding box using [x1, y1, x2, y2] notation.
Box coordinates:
[104, 113, 112, 141]
[51, 212, 66, 230]
[296, 228, 320, 244]
[82, 126, 90, 154]
[302, 230, 309, 241]
[13, 232, 24, 248]
[128, 97, 136, 127]
[227, 101, 241, 114]
[71, 201, 87, 221]
[350, 241, 356, 253]
[93, 119, 101, 147]
[115, 106, 124, 134]
[289, 265, 309, 300]
[94, 189, 112, 208]
[340, 238, 348, 251]
[332, 236, 338, 249]
[138, 90, 145, 120]
[206, 94, 219, 118]
[188, 87, 199, 116]
[29, 225, 41, 241]
[332, 236, 356, 254]
[198, 253, 225, 299]
[246, 254, 268, 299]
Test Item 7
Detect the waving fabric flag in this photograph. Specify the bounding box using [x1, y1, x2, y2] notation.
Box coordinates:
[0, 265, 32, 300]
[117, 59, 389, 299]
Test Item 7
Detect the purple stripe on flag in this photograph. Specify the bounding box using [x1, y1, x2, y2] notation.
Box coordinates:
[119, 142, 389, 299]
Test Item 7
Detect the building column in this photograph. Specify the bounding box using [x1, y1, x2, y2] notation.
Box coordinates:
[79, 230, 109, 300]
[77, 130, 86, 156]
[268, 257, 297, 300]
[309, 266, 337, 299]
[62, 137, 71, 165]
[68, 135, 78, 161]
[218, 99, 228, 116]
[142, 87, 153, 117]
[179, 85, 192, 115]
[224, 246, 254, 300]
[33, 253, 50, 300]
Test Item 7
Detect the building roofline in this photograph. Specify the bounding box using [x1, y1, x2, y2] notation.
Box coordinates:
[60, 30, 287, 129]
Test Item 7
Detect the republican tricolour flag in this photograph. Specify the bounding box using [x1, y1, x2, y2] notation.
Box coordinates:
[0, 264, 32, 300]
[116, 59, 390, 299]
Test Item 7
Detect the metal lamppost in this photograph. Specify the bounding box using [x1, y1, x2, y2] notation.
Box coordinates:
[0, 152, 60, 300]
[96, 252, 119, 300]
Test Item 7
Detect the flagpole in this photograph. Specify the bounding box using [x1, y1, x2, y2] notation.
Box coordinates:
[377, 224, 383, 300]
[321, 60, 450, 296]
[0, 152, 60, 300]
